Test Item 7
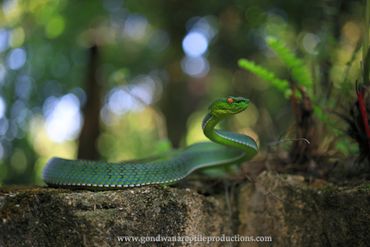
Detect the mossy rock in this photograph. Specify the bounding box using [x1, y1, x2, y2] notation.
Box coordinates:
[239, 172, 370, 247]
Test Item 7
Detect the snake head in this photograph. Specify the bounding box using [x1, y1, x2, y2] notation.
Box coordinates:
[209, 96, 250, 118]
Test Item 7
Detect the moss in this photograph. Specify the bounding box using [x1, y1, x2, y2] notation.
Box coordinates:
[357, 183, 370, 192]
[0, 186, 229, 247]
[238, 172, 370, 247]
[2, 172, 369, 247]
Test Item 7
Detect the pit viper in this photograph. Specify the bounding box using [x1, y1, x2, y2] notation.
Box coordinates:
[43, 96, 258, 188]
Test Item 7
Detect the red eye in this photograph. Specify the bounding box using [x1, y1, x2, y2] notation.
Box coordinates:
[227, 98, 234, 104]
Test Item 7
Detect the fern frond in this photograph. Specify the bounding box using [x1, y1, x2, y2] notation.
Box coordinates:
[238, 58, 290, 92]
[266, 36, 312, 90]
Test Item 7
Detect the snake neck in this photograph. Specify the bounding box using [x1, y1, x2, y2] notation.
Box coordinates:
[202, 112, 258, 156]
[202, 112, 219, 132]
[202, 113, 240, 149]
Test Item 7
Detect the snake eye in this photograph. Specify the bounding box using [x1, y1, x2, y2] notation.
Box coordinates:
[227, 97, 234, 104]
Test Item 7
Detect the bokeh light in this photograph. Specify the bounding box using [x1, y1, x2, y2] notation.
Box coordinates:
[0, 118, 8, 136]
[46, 15, 65, 39]
[123, 14, 149, 41]
[182, 31, 208, 57]
[7, 48, 26, 70]
[15, 75, 33, 99]
[0, 0, 365, 187]
[0, 96, 6, 119]
[0, 65, 6, 85]
[181, 56, 209, 78]
[187, 16, 217, 41]
[43, 94, 82, 143]
[302, 32, 320, 55]
[107, 75, 157, 116]
[0, 29, 9, 52]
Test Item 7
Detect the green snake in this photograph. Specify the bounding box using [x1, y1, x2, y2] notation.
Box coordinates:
[43, 96, 258, 188]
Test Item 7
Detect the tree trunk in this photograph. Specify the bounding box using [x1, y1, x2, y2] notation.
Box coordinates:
[77, 45, 103, 160]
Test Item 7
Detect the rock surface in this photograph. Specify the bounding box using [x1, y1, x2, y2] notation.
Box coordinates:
[239, 172, 370, 247]
[0, 186, 230, 247]
[1, 172, 369, 246]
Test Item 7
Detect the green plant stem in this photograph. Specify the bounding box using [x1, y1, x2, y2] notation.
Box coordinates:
[363, 0, 370, 84]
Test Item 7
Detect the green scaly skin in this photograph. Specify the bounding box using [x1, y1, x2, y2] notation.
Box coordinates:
[42, 96, 258, 188]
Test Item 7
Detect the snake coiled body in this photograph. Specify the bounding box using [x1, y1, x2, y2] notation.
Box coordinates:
[43, 96, 258, 188]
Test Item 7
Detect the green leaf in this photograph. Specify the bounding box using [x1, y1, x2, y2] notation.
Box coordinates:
[363, 47, 370, 84]
[266, 36, 313, 91]
[238, 58, 290, 93]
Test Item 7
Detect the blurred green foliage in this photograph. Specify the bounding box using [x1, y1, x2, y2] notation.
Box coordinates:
[238, 58, 290, 94]
[0, 0, 366, 185]
[266, 37, 313, 93]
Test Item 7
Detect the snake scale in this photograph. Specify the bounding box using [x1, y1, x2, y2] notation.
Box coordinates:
[42, 96, 258, 188]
